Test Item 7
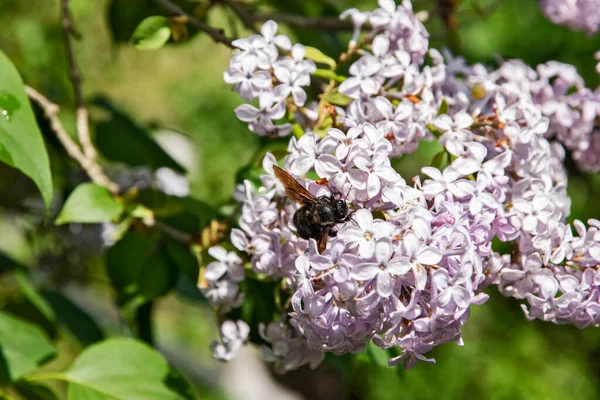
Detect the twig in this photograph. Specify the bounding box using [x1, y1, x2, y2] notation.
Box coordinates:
[218, 0, 357, 31]
[25, 86, 120, 194]
[251, 13, 355, 31]
[153, 219, 194, 244]
[61, 0, 96, 161]
[153, 0, 234, 48]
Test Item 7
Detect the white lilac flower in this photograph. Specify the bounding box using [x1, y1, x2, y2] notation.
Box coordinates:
[223, 62, 272, 101]
[352, 237, 409, 297]
[204, 246, 245, 283]
[273, 65, 310, 106]
[155, 167, 190, 197]
[433, 112, 474, 156]
[338, 209, 395, 258]
[338, 55, 384, 99]
[234, 93, 289, 136]
[211, 320, 250, 361]
[539, 0, 600, 34]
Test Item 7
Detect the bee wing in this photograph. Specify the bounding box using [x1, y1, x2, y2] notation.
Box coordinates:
[273, 166, 316, 205]
[317, 230, 328, 254]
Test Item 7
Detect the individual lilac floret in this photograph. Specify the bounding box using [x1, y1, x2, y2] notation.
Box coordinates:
[352, 237, 410, 297]
[433, 112, 474, 156]
[211, 320, 250, 362]
[234, 93, 291, 137]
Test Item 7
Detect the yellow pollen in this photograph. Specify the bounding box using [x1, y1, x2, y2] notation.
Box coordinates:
[365, 232, 373, 240]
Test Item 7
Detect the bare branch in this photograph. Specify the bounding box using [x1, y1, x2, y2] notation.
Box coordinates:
[251, 13, 355, 31]
[61, 0, 96, 161]
[153, 219, 194, 244]
[153, 0, 234, 48]
[217, 0, 357, 31]
[25, 86, 120, 195]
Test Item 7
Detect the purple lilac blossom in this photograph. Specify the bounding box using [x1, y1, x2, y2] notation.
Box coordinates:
[225, 21, 315, 137]
[539, 0, 600, 34]
[215, 0, 600, 371]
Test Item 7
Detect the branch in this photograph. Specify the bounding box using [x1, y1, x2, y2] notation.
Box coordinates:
[25, 86, 120, 194]
[251, 13, 355, 31]
[153, 0, 234, 48]
[217, 0, 356, 31]
[61, 0, 96, 161]
[153, 219, 194, 244]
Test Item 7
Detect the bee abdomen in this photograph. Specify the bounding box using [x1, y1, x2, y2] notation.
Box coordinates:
[293, 206, 320, 239]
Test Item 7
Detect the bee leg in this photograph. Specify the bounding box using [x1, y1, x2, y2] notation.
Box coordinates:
[328, 229, 338, 238]
[343, 210, 356, 223]
[338, 210, 357, 229]
[330, 190, 342, 199]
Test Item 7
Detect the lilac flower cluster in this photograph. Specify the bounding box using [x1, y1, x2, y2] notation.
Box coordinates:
[225, 21, 316, 136]
[441, 52, 600, 328]
[441, 54, 600, 173]
[338, 0, 440, 157]
[211, 320, 250, 361]
[200, 246, 245, 308]
[499, 219, 600, 328]
[212, 0, 600, 371]
[539, 0, 600, 34]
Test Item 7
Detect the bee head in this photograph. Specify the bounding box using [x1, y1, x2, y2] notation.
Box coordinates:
[332, 199, 348, 221]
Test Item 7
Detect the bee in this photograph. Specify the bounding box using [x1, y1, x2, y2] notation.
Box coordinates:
[273, 165, 351, 253]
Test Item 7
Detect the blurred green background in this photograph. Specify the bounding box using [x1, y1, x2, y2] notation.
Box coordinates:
[1, 0, 600, 399]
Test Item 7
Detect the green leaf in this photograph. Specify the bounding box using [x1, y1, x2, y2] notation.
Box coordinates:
[366, 341, 389, 368]
[55, 183, 123, 225]
[42, 291, 105, 347]
[0, 252, 27, 275]
[321, 88, 352, 106]
[15, 382, 60, 400]
[93, 97, 186, 173]
[62, 338, 189, 400]
[438, 97, 449, 116]
[106, 231, 158, 298]
[239, 279, 277, 345]
[108, 0, 199, 44]
[136, 189, 217, 233]
[0, 311, 56, 383]
[430, 150, 447, 169]
[106, 232, 179, 305]
[427, 122, 441, 138]
[311, 69, 346, 82]
[14, 271, 56, 325]
[131, 16, 171, 50]
[0, 49, 53, 208]
[304, 46, 337, 69]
